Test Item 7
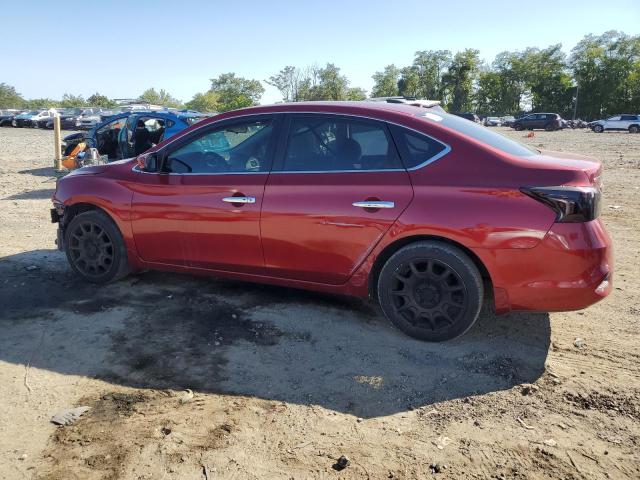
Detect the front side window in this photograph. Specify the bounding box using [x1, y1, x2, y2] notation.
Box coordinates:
[165, 119, 273, 174]
[282, 116, 401, 172]
[607, 116, 621, 121]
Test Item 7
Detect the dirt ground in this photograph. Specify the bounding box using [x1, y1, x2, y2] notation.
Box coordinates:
[0, 126, 638, 480]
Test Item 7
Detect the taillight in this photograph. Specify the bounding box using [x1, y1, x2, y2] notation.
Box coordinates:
[520, 186, 601, 222]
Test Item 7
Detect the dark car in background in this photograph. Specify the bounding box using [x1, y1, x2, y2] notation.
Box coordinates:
[512, 113, 563, 131]
[453, 112, 480, 123]
[0, 109, 21, 126]
[62, 110, 206, 160]
[36, 108, 104, 130]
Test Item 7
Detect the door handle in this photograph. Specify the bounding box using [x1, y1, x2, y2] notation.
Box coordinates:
[222, 196, 256, 204]
[352, 201, 395, 209]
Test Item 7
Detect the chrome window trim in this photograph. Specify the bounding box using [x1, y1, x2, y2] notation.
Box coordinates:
[131, 110, 452, 176]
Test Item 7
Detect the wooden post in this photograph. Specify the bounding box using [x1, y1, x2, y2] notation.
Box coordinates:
[53, 115, 62, 170]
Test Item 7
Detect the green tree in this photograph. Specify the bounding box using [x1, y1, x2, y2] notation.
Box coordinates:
[185, 91, 220, 112]
[138, 88, 183, 108]
[519, 45, 574, 116]
[413, 50, 451, 100]
[87, 92, 116, 108]
[475, 52, 526, 115]
[346, 87, 367, 101]
[398, 66, 420, 97]
[571, 31, 640, 119]
[371, 65, 400, 97]
[0, 83, 25, 108]
[441, 49, 481, 112]
[266, 66, 303, 102]
[23, 98, 59, 109]
[209, 73, 264, 112]
[59, 93, 87, 108]
[398, 51, 451, 100]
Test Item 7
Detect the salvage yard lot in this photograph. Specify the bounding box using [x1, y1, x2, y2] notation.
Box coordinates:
[0, 127, 639, 479]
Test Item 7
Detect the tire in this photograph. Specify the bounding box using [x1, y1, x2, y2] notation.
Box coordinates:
[629, 125, 639, 134]
[514, 123, 523, 131]
[377, 241, 483, 342]
[64, 210, 130, 283]
[544, 123, 555, 132]
[593, 125, 604, 133]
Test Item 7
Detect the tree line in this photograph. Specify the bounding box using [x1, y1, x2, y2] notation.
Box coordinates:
[1, 31, 637, 119]
[368, 30, 639, 118]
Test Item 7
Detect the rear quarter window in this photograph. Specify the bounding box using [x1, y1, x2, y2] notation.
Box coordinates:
[389, 125, 448, 169]
[416, 111, 538, 157]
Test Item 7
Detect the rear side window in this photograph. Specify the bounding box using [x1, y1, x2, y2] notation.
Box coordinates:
[621, 115, 637, 121]
[282, 115, 402, 172]
[416, 111, 538, 157]
[389, 125, 448, 169]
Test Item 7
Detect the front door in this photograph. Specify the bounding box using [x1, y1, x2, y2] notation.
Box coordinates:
[260, 114, 413, 285]
[130, 115, 280, 273]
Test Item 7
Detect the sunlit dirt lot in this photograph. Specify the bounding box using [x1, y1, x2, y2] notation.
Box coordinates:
[0, 126, 638, 479]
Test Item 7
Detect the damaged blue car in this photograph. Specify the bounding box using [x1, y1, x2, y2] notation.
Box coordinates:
[62, 110, 207, 160]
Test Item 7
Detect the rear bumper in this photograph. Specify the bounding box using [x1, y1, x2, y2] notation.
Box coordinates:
[479, 219, 613, 313]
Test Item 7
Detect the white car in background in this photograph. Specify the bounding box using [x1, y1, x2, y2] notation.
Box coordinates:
[483, 116, 502, 127]
[590, 114, 640, 133]
[77, 108, 105, 129]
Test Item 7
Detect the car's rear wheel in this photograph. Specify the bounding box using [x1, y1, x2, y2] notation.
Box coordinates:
[629, 125, 639, 134]
[64, 210, 129, 283]
[514, 123, 523, 131]
[544, 123, 555, 131]
[593, 125, 604, 133]
[377, 241, 483, 342]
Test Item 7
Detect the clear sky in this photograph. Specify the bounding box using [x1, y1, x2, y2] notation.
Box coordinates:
[1, 0, 638, 104]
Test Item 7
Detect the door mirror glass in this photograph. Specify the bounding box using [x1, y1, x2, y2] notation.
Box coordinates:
[137, 152, 158, 172]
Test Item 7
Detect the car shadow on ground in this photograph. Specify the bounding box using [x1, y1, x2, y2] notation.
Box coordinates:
[0, 249, 550, 418]
[5, 188, 55, 200]
[17, 166, 60, 178]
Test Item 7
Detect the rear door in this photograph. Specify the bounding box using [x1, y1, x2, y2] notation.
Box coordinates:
[620, 115, 636, 129]
[130, 114, 280, 273]
[260, 113, 413, 285]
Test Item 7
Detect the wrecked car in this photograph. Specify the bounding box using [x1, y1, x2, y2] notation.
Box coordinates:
[61, 110, 206, 160]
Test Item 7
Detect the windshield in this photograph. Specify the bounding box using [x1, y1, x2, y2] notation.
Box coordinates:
[417, 111, 538, 157]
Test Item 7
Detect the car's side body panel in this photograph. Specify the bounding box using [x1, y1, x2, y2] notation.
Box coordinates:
[128, 171, 268, 274]
[261, 170, 413, 284]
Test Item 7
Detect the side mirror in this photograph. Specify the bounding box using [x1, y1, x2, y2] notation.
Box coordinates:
[137, 152, 159, 172]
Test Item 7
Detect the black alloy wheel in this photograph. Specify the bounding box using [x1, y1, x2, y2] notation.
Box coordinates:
[64, 210, 129, 283]
[378, 242, 483, 342]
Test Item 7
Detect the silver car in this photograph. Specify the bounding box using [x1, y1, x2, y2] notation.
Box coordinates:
[590, 114, 640, 133]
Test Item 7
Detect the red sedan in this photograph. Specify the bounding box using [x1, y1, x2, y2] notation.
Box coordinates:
[51, 102, 612, 341]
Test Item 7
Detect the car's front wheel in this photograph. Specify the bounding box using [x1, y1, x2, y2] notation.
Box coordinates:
[514, 123, 523, 131]
[64, 210, 130, 283]
[377, 241, 483, 342]
[593, 124, 604, 133]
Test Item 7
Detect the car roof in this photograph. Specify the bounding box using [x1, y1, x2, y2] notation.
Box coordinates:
[200, 101, 438, 125]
